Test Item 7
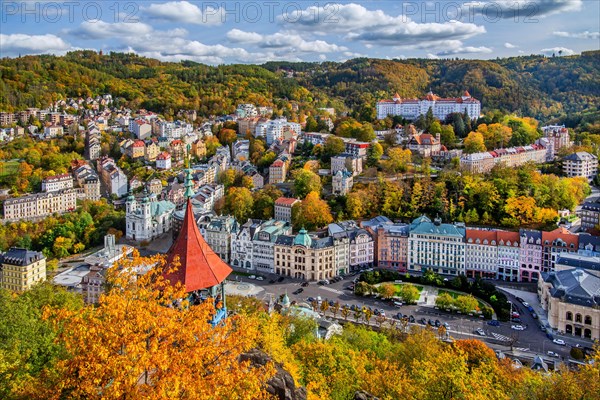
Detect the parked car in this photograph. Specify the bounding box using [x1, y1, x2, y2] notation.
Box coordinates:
[394, 313, 403, 320]
[511, 325, 525, 331]
[393, 301, 403, 307]
[269, 279, 276, 284]
[512, 318, 522, 323]
[531, 313, 538, 319]
[300, 281, 309, 287]
[435, 319, 441, 327]
[292, 288, 303, 295]
[329, 300, 335, 306]
[527, 306, 534, 312]
[476, 328, 486, 336]
[443, 322, 450, 328]
[547, 351, 559, 358]
[249, 275, 256, 279]
[516, 297, 525, 303]
[317, 280, 329, 285]
[256, 276, 264, 281]
[487, 320, 500, 327]
[428, 319, 435, 326]
[409, 315, 416, 323]
[420, 318, 427, 325]
[307, 297, 315, 302]
[553, 339, 566, 346]
[522, 302, 530, 307]
[540, 325, 546, 332]
[278, 277, 285, 282]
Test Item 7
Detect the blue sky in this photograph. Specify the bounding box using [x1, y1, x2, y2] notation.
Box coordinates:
[1, 1, 598, 64]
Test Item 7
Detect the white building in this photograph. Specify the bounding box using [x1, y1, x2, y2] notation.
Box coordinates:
[331, 153, 363, 176]
[199, 215, 238, 263]
[465, 229, 499, 279]
[191, 183, 224, 213]
[408, 216, 466, 276]
[377, 91, 481, 121]
[252, 220, 292, 274]
[156, 152, 172, 170]
[232, 140, 250, 161]
[274, 197, 300, 223]
[42, 173, 74, 192]
[231, 219, 263, 270]
[3, 189, 78, 222]
[158, 120, 193, 140]
[125, 193, 176, 241]
[129, 119, 152, 140]
[43, 125, 64, 138]
[563, 152, 598, 182]
[332, 169, 353, 195]
[496, 231, 521, 282]
[98, 157, 128, 197]
[328, 221, 374, 273]
[255, 118, 301, 145]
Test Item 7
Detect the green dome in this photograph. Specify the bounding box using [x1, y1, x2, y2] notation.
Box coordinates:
[293, 228, 312, 248]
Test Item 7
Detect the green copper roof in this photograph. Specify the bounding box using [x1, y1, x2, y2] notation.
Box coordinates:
[293, 228, 312, 247]
[184, 168, 195, 199]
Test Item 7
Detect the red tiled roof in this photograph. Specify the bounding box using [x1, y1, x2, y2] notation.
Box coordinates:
[133, 140, 145, 147]
[497, 231, 520, 245]
[275, 197, 298, 206]
[466, 229, 497, 244]
[163, 199, 232, 292]
[541, 227, 578, 247]
[271, 160, 284, 167]
[157, 152, 171, 160]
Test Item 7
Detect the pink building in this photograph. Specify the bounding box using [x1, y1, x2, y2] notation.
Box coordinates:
[519, 229, 543, 282]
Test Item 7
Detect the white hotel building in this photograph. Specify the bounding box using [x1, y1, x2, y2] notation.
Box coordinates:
[377, 91, 481, 121]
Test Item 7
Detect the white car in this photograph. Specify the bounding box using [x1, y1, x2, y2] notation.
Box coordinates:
[522, 302, 530, 307]
[248, 275, 256, 280]
[547, 351, 559, 358]
[553, 339, 566, 346]
[476, 328, 486, 336]
[511, 325, 525, 331]
[255, 276, 264, 281]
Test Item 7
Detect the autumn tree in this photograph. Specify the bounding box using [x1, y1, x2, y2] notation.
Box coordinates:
[224, 186, 254, 223]
[204, 136, 221, 158]
[218, 128, 237, 146]
[252, 185, 283, 219]
[454, 294, 479, 314]
[291, 191, 333, 231]
[397, 284, 420, 304]
[379, 283, 397, 299]
[463, 131, 486, 154]
[29, 253, 274, 399]
[292, 169, 322, 199]
[384, 147, 412, 173]
[435, 292, 454, 310]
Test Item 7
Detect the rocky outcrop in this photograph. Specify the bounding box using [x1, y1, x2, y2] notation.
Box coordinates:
[240, 349, 307, 400]
[354, 391, 380, 400]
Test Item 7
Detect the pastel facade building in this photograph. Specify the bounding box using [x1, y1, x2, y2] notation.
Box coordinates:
[519, 229, 543, 282]
[0, 248, 46, 292]
[274, 197, 300, 223]
[465, 229, 499, 279]
[563, 152, 598, 182]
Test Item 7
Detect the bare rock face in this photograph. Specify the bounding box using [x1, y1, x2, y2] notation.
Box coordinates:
[240, 349, 307, 400]
[354, 390, 380, 400]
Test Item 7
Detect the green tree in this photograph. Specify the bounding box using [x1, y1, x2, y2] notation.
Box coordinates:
[322, 136, 345, 159]
[436, 292, 454, 310]
[440, 125, 456, 147]
[397, 284, 420, 304]
[292, 169, 322, 199]
[367, 141, 384, 167]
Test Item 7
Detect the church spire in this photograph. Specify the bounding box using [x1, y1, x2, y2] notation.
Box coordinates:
[184, 147, 195, 199]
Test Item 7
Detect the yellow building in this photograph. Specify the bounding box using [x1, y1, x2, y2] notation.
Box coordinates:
[538, 268, 600, 341]
[0, 248, 46, 292]
[274, 229, 347, 281]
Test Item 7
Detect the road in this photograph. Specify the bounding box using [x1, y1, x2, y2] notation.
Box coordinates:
[233, 272, 581, 361]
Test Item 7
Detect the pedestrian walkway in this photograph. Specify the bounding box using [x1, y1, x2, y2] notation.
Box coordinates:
[492, 332, 511, 342]
[321, 286, 344, 295]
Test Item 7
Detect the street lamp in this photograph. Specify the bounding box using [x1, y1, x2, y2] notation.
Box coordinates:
[507, 300, 512, 323]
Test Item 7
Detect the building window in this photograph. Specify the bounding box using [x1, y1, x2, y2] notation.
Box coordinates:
[575, 313, 582, 323]
[584, 315, 592, 325]
[566, 312, 573, 321]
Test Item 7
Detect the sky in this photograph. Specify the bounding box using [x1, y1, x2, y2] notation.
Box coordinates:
[0, 0, 599, 64]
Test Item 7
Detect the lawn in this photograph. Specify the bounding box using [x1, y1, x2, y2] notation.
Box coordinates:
[0, 160, 19, 177]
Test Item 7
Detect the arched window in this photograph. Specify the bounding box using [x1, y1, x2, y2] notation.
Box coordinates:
[566, 311, 573, 321]
[585, 315, 592, 325]
[575, 313, 582, 323]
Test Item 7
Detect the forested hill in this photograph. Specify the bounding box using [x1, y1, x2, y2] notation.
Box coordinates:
[1, 50, 598, 129]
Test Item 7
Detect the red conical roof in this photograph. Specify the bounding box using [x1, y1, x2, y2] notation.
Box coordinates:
[463, 90, 471, 97]
[163, 199, 232, 292]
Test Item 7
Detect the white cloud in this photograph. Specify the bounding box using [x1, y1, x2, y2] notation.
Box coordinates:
[74, 21, 155, 39]
[437, 46, 493, 56]
[226, 29, 347, 53]
[464, 0, 582, 19]
[279, 3, 485, 50]
[0, 33, 71, 55]
[539, 47, 575, 56]
[319, 54, 327, 61]
[553, 31, 600, 39]
[504, 42, 518, 48]
[144, 1, 222, 25]
[427, 53, 440, 59]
